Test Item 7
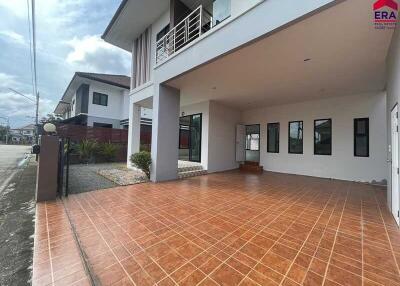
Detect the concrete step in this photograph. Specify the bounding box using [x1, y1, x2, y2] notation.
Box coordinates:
[178, 164, 204, 173]
[178, 169, 208, 179]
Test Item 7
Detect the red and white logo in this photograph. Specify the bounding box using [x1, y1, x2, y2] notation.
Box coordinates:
[374, 0, 398, 29]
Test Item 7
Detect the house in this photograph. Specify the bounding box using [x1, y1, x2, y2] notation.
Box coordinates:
[102, 0, 400, 223]
[10, 124, 35, 144]
[54, 72, 152, 129]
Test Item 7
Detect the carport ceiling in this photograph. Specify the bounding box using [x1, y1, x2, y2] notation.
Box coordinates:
[166, 0, 394, 110]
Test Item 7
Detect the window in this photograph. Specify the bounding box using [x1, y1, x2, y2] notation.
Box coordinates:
[156, 24, 170, 41]
[314, 119, 332, 155]
[354, 118, 369, 157]
[289, 121, 303, 154]
[93, 122, 112, 128]
[93, 92, 108, 106]
[267, 123, 279, 153]
[245, 125, 260, 151]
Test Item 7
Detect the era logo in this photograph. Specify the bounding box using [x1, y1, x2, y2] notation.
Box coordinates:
[373, 0, 398, 28]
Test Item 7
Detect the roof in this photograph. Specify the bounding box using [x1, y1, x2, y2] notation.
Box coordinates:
[19, 124, 36, 130]
[75, 72, 131, 89]
[54, 72, 131, 114]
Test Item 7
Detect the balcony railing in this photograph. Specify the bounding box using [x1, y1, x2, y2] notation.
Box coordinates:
[156, 5, 214, 64]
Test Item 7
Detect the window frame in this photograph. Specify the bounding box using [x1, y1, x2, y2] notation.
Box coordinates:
[267, 122, 280, 153]
[354, 118, 369, 157]
[314, 118, 332, 156]
[288, 121, 304, 154]
[92, 92, 108, 106]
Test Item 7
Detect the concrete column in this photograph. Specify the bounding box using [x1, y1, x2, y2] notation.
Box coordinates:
[151, 84, 180, 182]
[127, 100, 141, 167]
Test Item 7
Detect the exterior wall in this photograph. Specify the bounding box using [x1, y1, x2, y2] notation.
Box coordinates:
[231, 0, 263, 17]
[150, 10, 170, 82]
[208, 101, 241, 173]
[87, 82, 126, 121]
[242, 93, 387, 183]
[180, 101, 210, 170]
[386, 27, 400, 209]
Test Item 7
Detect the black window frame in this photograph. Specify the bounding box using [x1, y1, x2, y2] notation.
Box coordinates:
[156, 24, 170, 42]
[92, 92, 108, 106]
[267, 122, 280, 153]
[288, 121, 304, 154]
[354, 118, 369, 157]
[314, 118, 332, 156]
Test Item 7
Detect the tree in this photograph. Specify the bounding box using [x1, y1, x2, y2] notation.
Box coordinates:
[0, 125, 10, 143]
[40, 113, 62, 124]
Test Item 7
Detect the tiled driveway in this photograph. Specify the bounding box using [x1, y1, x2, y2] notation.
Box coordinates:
[33, 171, 400, 285]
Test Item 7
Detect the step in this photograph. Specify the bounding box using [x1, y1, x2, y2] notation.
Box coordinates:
[178, 162, 204, 172]
[178, 169, 208, 179]
[240, 164, 264, 173]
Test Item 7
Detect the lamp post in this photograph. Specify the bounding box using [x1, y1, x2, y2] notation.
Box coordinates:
[0, 116, 10, 144]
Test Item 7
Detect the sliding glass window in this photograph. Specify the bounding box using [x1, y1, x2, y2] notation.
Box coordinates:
[267, 123, 279, 153]
[314, 119, 332, 155]
[288, 121, 303, 154]
[354, 118, 369, 157]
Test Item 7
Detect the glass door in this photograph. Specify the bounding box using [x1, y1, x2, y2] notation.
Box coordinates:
[179, 114, 202, 162]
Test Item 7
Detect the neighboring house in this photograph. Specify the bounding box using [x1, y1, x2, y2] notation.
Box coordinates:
[103, 1, 400, 222]
[10, 124, 35, 144]
[54, 72, 152, 129]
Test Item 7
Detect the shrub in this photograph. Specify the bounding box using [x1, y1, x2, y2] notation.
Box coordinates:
[99, 142, 120, 162]
[130, 151, 152, 179]
[77, 140, 98, 163]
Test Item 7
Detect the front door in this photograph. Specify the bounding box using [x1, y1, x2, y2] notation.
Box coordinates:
[391, 105, 399, 225]
[179, 114, 202, 162]
[245, 124, 260, 162]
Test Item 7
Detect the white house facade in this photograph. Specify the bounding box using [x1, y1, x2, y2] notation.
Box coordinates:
[102, 0, 400, 223]
[54, 72, 152, 129]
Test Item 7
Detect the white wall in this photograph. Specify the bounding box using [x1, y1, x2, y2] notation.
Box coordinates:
[386, 27, 400, 209]
[231, 0, 262, 17]
[180, 101, 210, 169]
[150, 9, 170, 80]
[208, 101, 241, 173]
[242, 93, 387, 183]
[87, 82, 126, 121]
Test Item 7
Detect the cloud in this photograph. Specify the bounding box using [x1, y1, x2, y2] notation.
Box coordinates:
[0, 30, 26, 45]
[0, 72, 18, 88]
[65, 35, 130, 74]
[0, 90, 54, 119]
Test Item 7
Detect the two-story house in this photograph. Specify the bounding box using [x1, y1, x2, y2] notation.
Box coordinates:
[54, 72, 152, 129]
[103, 0, 400, 222]
[10, 124, 35, 144]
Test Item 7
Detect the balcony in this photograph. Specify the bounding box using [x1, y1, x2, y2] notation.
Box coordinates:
[156, 3, 229, 64]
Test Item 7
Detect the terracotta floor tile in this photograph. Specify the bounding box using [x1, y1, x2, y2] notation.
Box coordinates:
[34, 171, 400, 286]
[210, 263, 245, 286]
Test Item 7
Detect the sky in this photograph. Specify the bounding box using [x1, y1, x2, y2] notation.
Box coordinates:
[0, 0, 131, 128]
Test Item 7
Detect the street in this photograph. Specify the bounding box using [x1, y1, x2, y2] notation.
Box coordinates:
[0, 145, 36, 286]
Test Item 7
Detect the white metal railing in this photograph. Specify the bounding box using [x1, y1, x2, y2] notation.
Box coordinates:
[156, 5, 214, 64]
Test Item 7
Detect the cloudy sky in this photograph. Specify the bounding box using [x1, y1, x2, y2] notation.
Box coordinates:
[0, 0, 130, 128]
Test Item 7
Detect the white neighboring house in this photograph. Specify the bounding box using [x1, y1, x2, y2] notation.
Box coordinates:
[10, 124, 35, 144]
[54, 72, 152, 129]
[103, 1, 400, 222]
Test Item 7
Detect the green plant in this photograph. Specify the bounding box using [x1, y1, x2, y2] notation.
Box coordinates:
[99, 142, 120, 162]
[130, 151, 152, 179]
[77, 140, 98, 163]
